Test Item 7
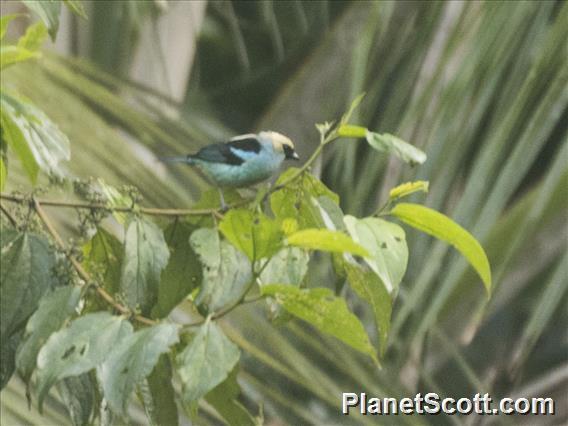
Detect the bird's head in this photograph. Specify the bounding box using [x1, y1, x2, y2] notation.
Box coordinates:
[261, 131, 300, 161]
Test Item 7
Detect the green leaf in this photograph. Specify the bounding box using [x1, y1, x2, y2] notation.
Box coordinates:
[83, 228, 123, 297]
[144, 355, 179, 426]
[98, 323, 179, 416]
[36, 312, 133, 411]
[366, 131, 427, 166]
[219, 209, 283, 261]
[23, 0, 62, 41]
[63, 0, 88, 20]
[0, 92, 70, 184]
[1, 230, 56, 343]
[56, 374, 95, 426]
[261, 284, 378, 364]
[344, 216, 408, 293]
[344, 262, 392, 356]
[1, 329, 23, 389]
[0, 45, 39, 69]
[259, 247, 309, 286]
[190, 228, 252, 313]
[286, 228, 369, 257]
[0, 157, 6, 191]
[205, 367, 256, 426]
[389, 180, 429, 201]
[390, 203, 492, 294]
[97, 179, 132, 224]
[0, 14, 23, 40]
[120, 216, 170, 315]
[16, 286, 81, 383]
[176, 320, 240, 403]
[152, 221, 202, 319]
[18, 21, 48, 51]
[271, 167, 340, 229]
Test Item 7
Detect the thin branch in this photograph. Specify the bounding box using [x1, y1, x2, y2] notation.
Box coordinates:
[0, 203, 18, 227]
[32, 197, 156, 326]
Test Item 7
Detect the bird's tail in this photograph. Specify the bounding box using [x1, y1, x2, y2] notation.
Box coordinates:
[159, 155, 195, 165]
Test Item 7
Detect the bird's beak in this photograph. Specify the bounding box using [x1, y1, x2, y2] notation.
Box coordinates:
[289, 151, 300, 161]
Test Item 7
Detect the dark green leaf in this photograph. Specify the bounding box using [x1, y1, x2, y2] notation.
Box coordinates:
[366, 131, 427, 165]
[152, 221, 202, 319]
[205, 367, 256, 426]
[219, 209, 283, 261]
[144, 355, 179, 426]
[120, 216, 170, 315]
[344, 261, 392, 356]
[190, 228, 252, 313]
[1, 229, 56, 343]
[16, 286, 81, 383]
[36, 312, 133, 411]
[0, 329, 23, 389]
[22, 0, 62, 41]
[57, 374, 95, 426]
[82, 228, 122, 297]
[261, 284, 378, 364]
[63, 0, 88, 20]
[391, 203, 492, 294]
[344, 216, 408, 293]
[98, 323, 179, 416]
[176, 320, 240, 403]
[0, 92, 70, 183]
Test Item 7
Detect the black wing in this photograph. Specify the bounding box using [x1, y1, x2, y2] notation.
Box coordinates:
[191, 136, 261, 166]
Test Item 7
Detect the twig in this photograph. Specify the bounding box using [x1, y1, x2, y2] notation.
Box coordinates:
[0, 203, 18, 227]
[32, 197, 156, 326]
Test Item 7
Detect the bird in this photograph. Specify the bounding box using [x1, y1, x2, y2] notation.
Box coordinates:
[162, 131, 299, 208]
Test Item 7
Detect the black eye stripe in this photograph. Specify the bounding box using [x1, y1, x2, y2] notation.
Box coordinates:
[283, 145, 293, 156]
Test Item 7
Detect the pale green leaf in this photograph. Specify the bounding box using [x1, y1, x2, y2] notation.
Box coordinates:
[389, 180, 429, 201]
[259, 247, 309, 286]
[120, 216, 170, 315]
[286, 228, 369, 257]
[176, 320, 240, 403]
[16, 286, 81, 383]
[22, 0, 61, 41]
[344, 262, 392, 356]
[97, 179, 132, 224]
[366, 131, 427, 165]
[0, 92, 70, 183]
[36, 312, 133, 410]
[391, 203, 492, 294]
[190, 228, 252, 313]
[0, 45, 39, 69]
[98, 323, 179, 416]
[17, 21, 48, 51]
[261, 284, 378, 364]
[219, 209, 283, 261]
[344, 216, 408, 293]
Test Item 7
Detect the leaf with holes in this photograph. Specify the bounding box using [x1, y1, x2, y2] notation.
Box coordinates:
[35, 312, 133, 411]
[344, 216, 408, 293]
[16, 286, 81, 383]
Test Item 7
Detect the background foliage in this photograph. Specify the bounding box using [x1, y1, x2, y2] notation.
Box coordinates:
[1, 1, 567, 425]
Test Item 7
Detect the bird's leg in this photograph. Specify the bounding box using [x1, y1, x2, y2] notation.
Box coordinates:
[217, 187, 228, 212]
